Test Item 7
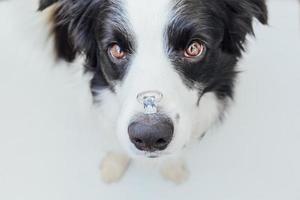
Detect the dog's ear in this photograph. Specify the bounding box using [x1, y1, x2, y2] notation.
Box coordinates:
[38, 0, 76, 62]
[51, 6, 77, 62]
[39, 1, 102, 63]
[222, 0, 268, 56]
[39, 3, 77, 62]
[38, 0, 58, 11]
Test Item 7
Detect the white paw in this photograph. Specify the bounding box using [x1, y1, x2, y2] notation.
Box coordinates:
[160, 160, 189, 184]
[100, 152, 130, 184]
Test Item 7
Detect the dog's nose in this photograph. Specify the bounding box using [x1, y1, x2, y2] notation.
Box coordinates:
[128, 114, 174, 152]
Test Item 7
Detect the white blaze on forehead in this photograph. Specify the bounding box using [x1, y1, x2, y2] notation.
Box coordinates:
[120, 0, 177, 95]
[123, 0, 172, 59]
[123, 0, 171, 44]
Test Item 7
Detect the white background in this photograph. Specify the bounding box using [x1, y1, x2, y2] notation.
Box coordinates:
[0, 0, 300, 199]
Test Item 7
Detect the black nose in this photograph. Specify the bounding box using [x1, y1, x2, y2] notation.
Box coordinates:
[128, 114, 174, 152]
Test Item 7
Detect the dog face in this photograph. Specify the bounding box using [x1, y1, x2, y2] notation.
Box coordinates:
[40, 0, 267, 158]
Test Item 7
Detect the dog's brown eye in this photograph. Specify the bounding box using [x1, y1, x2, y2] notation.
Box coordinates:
[109, 44, 126, 60]
[184, 41, 205, 58]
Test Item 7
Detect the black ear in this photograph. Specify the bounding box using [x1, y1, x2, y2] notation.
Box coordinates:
[38, 3, 77, 62]
[38, 0, 58, 11]
[40, 1, 102, 63]
[222, 0, 268, 56]
[51, 6, 77, 62]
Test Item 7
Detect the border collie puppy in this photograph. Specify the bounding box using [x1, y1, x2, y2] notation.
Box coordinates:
[39, 0, 267, 183]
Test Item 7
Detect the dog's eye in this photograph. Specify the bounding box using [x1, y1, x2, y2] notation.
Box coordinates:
[108, 44, 127, 60]
[184, 41, 205, 58]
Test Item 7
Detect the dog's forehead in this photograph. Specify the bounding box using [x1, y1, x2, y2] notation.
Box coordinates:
[122, 0, 173, 38]
[123, 0, 172, 20]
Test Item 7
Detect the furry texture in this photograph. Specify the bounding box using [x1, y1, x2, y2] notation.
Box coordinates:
[39, 0, 267, 158]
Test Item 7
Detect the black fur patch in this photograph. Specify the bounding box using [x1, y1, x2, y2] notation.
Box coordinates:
[40, 0, 135, 93]
[167, 0, 267, 100]
[38, 0, 58, 11]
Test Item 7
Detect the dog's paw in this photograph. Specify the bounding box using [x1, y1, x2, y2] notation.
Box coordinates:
[100, 152, 130, 184]
[160, 160, 189, 184]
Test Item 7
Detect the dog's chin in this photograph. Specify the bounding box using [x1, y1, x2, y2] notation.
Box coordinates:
[139, 153, 172, 160]
[127, 144, 184, 160]
[129, 149, 169, 159]
[142, 152, 164, 159]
